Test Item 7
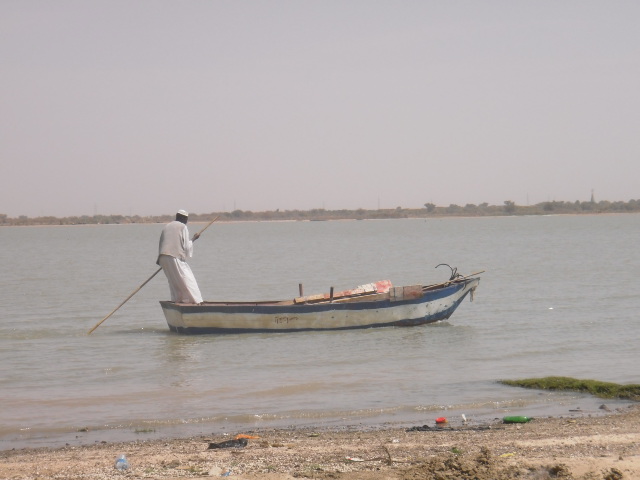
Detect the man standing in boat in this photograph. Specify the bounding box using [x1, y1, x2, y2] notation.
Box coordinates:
[157, 210, 203, 304]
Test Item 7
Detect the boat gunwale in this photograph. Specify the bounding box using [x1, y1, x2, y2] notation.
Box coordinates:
[158, 275, 481, 334]
[159, 277, 479, 313]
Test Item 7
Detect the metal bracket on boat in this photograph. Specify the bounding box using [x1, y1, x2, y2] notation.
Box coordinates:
[422, 268, 483, 293]
[436, 263, 463, 283]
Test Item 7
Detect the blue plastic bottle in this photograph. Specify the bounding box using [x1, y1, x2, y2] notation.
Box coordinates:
[114, 454, 129, 470]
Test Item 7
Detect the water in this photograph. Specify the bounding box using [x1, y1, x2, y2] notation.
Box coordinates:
[1, 215, 639, 450]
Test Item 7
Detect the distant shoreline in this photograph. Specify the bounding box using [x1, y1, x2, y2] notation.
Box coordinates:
[2, 205, 639, 227]
[1, 211, 639, 228]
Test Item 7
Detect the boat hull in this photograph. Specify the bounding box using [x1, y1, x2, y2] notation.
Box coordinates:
[160, 277, 480, 334]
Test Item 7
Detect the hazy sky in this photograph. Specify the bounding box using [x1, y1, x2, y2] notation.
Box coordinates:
[2, 1, 639, 218]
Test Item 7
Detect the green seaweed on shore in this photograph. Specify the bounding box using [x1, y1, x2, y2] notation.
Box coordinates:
[500, 376, 640, 401]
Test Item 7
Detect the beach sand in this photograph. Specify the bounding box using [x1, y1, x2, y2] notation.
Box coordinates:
[2, 404, 640, 479]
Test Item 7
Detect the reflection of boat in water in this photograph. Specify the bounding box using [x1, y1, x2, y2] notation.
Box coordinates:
[160, 268, 482, 334]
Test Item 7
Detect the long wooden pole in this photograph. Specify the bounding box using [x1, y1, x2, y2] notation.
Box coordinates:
[87, 216, 219, 335]
[87, 267, 162, 334]
[191, 216, 219, 241]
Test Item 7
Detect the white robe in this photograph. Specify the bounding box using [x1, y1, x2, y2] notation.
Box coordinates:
[157, 221, 203, 304]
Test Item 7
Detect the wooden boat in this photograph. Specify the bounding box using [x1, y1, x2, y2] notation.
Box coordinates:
[159, 268, 481, 334]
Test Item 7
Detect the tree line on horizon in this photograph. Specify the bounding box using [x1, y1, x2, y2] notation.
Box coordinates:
[1, 198, 639, 226]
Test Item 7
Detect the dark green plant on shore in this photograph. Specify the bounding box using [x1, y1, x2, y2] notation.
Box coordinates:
[500, 377, 640, 401]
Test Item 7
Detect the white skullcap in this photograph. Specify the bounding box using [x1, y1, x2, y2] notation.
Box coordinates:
[177, 209, 189, 217]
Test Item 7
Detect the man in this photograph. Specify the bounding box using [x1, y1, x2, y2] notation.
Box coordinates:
[157, 209, 203, 304]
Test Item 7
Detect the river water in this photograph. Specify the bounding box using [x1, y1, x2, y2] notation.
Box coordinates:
[1, 214, 638, 450]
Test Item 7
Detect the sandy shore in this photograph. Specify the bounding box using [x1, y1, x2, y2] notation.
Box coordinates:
[2, 404, 640, 479]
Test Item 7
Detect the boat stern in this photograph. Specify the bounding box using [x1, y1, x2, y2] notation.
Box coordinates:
[159, 301, 187, 331]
